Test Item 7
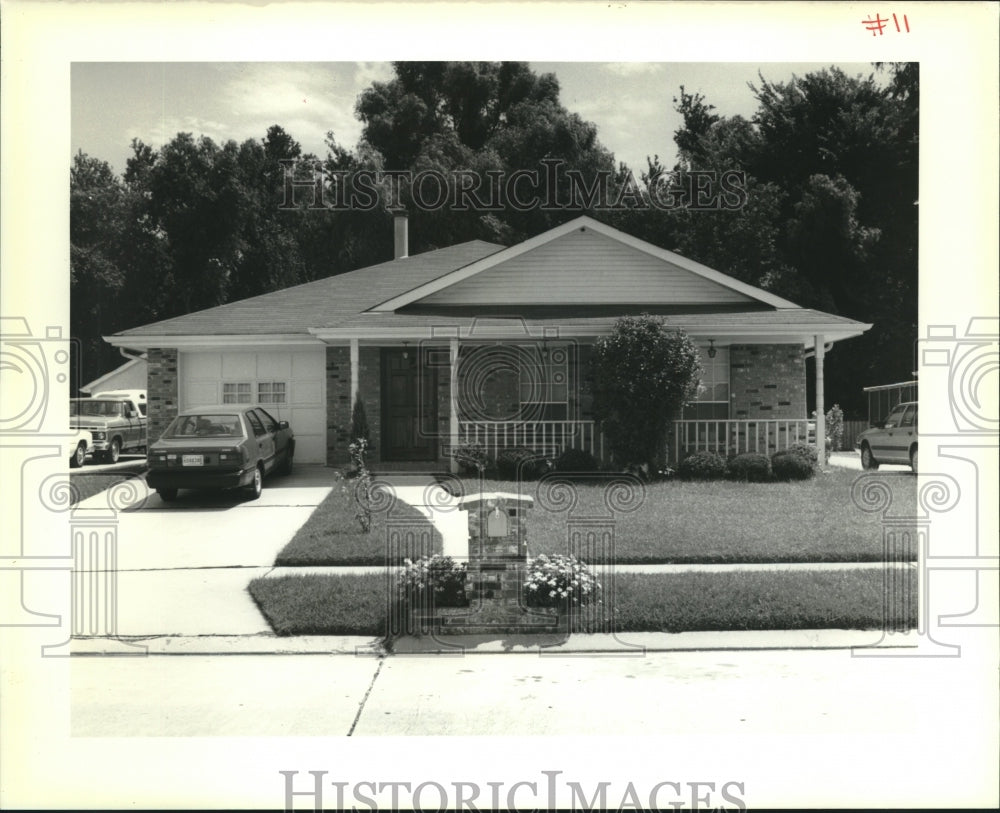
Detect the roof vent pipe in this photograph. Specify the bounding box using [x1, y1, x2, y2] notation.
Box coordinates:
[393, 212, 409, 260]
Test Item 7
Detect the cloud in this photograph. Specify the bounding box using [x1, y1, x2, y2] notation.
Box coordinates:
[125, 116, 232, 150]
[603, 62, 665, 77]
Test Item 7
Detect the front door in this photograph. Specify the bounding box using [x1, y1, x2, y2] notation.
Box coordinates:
[381, 349, 438, 461]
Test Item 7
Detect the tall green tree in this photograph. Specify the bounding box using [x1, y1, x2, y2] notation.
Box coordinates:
[659, 64, 918, 416]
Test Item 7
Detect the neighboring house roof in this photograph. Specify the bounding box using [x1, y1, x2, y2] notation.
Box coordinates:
[106, 215, 871, 348]
[80, 355, 147, 394]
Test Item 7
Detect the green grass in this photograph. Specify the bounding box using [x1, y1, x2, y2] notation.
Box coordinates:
[248, 568, 915, 637]
[249, 573, 387, 636]
[443, 467, 917, 564]
[275, 479, 443, 566]
[68, 464, 149, 505]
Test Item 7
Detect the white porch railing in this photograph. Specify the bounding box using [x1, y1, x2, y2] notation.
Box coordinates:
[672, 419, 815, 464]
[459, 420, 606, 462]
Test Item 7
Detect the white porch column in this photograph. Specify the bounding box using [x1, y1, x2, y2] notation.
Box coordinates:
[814, 335, 826, 467]
[349, 339, 359, 405]
[449, 337, 459, 474]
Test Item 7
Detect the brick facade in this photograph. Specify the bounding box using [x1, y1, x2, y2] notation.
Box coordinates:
[325, 346, 351, 465]
[146, 347, 178, 443]
[730, 344, 806, 419]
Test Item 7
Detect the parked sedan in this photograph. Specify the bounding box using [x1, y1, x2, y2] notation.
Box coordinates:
[857, 401, 918, 472]
[146, 406, 295, 502]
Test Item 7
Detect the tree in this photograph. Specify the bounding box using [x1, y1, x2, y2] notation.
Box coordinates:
[353, 61, 618, 250]
[70, 151, 130, 388]
[661, 64, 918, 417]
[590, 316, 703, 472]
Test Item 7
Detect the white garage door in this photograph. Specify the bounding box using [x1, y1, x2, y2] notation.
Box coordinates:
[180, 349, 326, 463]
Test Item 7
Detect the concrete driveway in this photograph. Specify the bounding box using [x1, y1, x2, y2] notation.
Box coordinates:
[72, 465, 335, 636]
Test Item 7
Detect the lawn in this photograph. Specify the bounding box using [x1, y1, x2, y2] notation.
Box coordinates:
[248, 568, 916, 637]
[443, 467, 917, 564]
[273, 466, 917, 566]
[275, 479, 443, 566]
[68, 463, 149, 505]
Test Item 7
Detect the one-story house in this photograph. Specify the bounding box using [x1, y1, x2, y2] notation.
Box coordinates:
[105, 215, 871, 469]
[80, 355, 147, 395]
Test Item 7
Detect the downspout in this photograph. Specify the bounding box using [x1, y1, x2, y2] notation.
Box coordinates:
[118, 346, 147, 362]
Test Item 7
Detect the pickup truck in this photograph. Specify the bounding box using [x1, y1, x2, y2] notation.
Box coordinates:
[69, 396, 147, 463]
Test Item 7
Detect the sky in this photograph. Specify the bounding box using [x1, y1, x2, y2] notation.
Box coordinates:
[72, 61, 881, 176]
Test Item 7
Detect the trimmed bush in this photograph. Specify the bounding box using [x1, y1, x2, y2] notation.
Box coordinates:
[771, 451, 815, 481]
[785, 442, 819, 465]
[454, 442, 489, 476]
[678, 450, 728, 481]
[727, 452, 772, 482]
[554, 446, 599, 474]
[496, 446, 550, 480]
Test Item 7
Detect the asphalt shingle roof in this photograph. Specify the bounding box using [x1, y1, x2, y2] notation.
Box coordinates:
[112, 236, 868, 340]
[114, 240, 506, 337]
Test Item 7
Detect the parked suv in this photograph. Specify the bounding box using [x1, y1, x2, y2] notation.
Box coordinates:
[857, 401, 917, 472]
[69, 395, 148, 463]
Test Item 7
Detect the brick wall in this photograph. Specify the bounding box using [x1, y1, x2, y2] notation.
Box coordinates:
[326, 346, 351, 465]
[730, 344, 806, 419]
[146, 348, 178, 443]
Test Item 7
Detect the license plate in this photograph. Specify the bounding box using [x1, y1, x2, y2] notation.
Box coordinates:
[182, 455, 204, 466]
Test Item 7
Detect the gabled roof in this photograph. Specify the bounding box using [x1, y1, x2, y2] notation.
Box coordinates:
[368, 215, 803, 312]
[107, 216, 871, 348]
[111, 240, 504, 338]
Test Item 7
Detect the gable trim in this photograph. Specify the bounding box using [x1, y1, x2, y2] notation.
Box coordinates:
[368, 215, 802, 312]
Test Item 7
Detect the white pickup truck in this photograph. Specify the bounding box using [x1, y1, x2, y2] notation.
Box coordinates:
[69, 395, 147, 463]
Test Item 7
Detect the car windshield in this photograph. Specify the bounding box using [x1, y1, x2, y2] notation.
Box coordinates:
[165, 414, 243, 438]
[70, 400, 122, 417]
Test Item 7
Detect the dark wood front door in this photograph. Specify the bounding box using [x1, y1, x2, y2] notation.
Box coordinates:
[381, 348, 438, 461]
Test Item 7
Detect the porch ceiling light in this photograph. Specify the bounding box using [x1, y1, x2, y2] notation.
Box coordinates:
[708, 339, 717, 359]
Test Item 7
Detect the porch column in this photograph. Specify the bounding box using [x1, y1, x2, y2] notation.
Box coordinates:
[814, 335, 826, 467]
[449, 337, 459, 474]
[349, 339, 359, 405]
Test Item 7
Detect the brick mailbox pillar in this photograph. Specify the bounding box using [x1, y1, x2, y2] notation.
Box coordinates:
[461, 492, 531, 604]
[432, 492, 558, 635]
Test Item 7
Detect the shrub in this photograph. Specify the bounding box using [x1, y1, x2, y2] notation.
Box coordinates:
[825, 404, 845, 451]
[677, 450, 728, 481]
[397, 555, 468, 607]
[496, 446, 550, 480]
[524, 554, 601, 608]
[785, 442, 819, 465]
[771, 451, 816, 481]
[554, 447, 599, 474]
[590, 316, 702, 470]
[727, 452, 772, 482]
[350, 395, 370, 446]
[454, 442, 489, 476]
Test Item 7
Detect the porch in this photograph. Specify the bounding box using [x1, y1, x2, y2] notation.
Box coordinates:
[457, 418, 816, 468]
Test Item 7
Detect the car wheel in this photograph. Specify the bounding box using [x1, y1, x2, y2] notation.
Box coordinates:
[910, 446, 918, 474]
[244, 464, 263, 500]
[157, 488, 178, 502]
[70, 442, 86, 469]
[103, 438, 121, 465]
[861, 444, 879, 471]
